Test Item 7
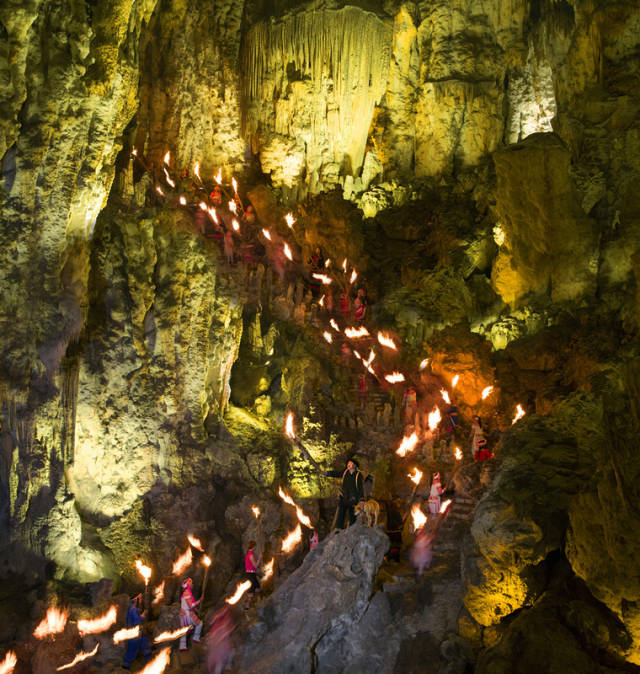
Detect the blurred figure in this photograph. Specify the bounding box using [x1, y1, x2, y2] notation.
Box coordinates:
[179, 577, 202, 651]
[471, 415, 491, 460]
[410, 526, 434, 577]
[309, 530, 319, 551]
[224, 229, 234, 265]
[206, 606, 235, 674]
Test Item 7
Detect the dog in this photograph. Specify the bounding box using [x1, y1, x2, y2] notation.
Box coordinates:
[355, 499, 380, 527]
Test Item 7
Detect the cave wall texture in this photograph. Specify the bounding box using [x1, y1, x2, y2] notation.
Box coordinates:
[1, 0, 640, 669]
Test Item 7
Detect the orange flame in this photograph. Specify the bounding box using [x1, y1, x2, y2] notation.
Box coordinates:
[428, 407, 441, 432]
[349, 270, 357, 284]
[452, 375, 459, 387]
[396, 432, 419, 457]
[285, 213, 295, 228]
[152, 581, 165, 606]
[353, 350, 362, 360]
[154, 626, 190, 643]
[77, 605, 117, 636]
[344, 326, 370, 339]
[441, 389, 451, 404]
[33, 607, 69, 639]
[155, 186, 164, 196]
[232, 219, 240, 231]
[179, 195, 187, 206]
[342, 258, 347, 272]
[283, 243, 293, 261]
[365, 364, 377, 377]
[208, 207, 219, 223]
[203, 555, 212, 567]
[284, 412, 295, 439]
[229, 200, 237, 214]
[318, 295, 325, 306]
[411, 504, 427, 531]
[187, 534, 204, 552]
[214, 168, 222, 184]
[329, 318, 340, 331]
[377, 332, 397, 350]
[163, 151, 170, 165]
[419, 358, 429, 370]
[364, 349, 376, 366]
[440, 499, 452, 514]
[481, 386, 494, 399]
[312, 273, 332, 285]
[172, 547, 193, 575]
[199, 201, 208, 211]
[251, 506, 261, 518]
[131, 148, 138, 157]
[194, 161, 201, 182]
[281, 524, 302, 553]
[56, 644, 99, 671]
[163, 167, 175, 188]
[261, 228, 271, 240]
[324, 258, 331, 268]
[408, 467, 423, 485]
[512, 404, 526, 425]
[455, 447, 462, 460]
[278, 487, 312, 528]
[0, 651, 17, 674]
[384, 372, 405, 384]
[323, 331, 333, 344]
[139, 648, 171, 674]
[135, 559, 152, 585]
[262, 559, 274, 581]
[232, 177, 238, 193]
[226, 580, 252, 605]
[113, 626, 140, 644]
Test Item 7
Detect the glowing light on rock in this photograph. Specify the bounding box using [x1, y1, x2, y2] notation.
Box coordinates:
[152, 582, 165, 606]
[281, 524, 302, 552]
[481, 386, 494, 399]
[163, 168, 175, 188]
[408, 467, 423, 485]
[208, 207, 219, 224]
[285, 213, 295, 228]
[512, 404, 526, 425]
[0, 651, 17, 674]
[155, 186, 164, 196]
[441, 389, 451, 405]
[284, 412, 295, 439]
[77, 605, 117, 636]
[312, 273, 332, 285]
[452, 375, 459, 387]
[214, 168, 222, 184]
[428, 407, 442, 431]
[323, 331, 333, 344]
[232, 219, 240, 232]
[377, 332, 397, 350]
[163, 151, 170, 165]
[278, 487, 312, 528]
[232, 177, 238, 193]
[349, 270, 357, 284]
[56, 644, 99, 671]
[384, 372, 405, 383]
[113, 626, 140, 644]
[261, 228, 271, 240]
[154, 627, 190, 643]
[251, 506, 260, 518]
[179, 195, 187, 206]
[135, 560, 152, 586]
[440, 499, 452, 514]
[263, 559, 274, 581]
[455, 447, 462, 460]
[345, 326, 370, 339]
[411, 504, 427, 531]
[139, 649, 171, 674]
[329, 318, 340, 331]
[226, 581, 252, 605]
[34, 607, 69, 639]
[187, 535, 204, 552]
[284, 243, 293, 261]
[172, 547, 193, 575]
[193, 162, 201, 182]
[419, 358, 429, 370]
[396, 432, 419, 457]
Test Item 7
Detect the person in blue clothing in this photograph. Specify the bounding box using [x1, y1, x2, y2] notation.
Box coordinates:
[123, 594, 152, 670]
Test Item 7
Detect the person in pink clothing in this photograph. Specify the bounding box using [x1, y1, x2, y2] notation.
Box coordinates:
[428, 473, 442, 516]
[205, 606, 235, 674]
[244, 540, 261, 609]
[179, 577, 202, 651]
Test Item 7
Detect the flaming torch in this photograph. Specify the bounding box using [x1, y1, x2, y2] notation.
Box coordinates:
[377, 332, 398, 350]
[261, 228, 272, 241]
[285, 412, 295, 440]
[200, 555, 212, 608]
[285, 213, 295, 228]
[179, 195, 187, 206]
[349, 270, 357, 284]
[384, 372, 405, 384]
[329, 318, 340, 331]
[452, 375, 459, 387]
[77, 606, 117, 636]
[323, 331, 333, 344]
[152, 581, 165, 607]
[396, 432, 419, 457]
[154, 627, 190, 644]
[231, 177, 238, 195]
[312, 273, 332, 285]
[419, 358, 429, 370]
[33, 607, 69, 640]
[138, 648, 171, 674]
[512, 404, 526, 425]
[410, 503, 427, 531]
[345, 326, 370, 339]
[281, 524, 302, 553]
[226, 581, 252, 605]
[172, 547, 193, 576]
[163, 151, 170, 165]
[135, 559, 152, 610]
[232, 219, 240, 232]
[342, 258, 347, 272]
[187, 535, 204, 552]
[56, 644, 99, 671]
[214, 168, 222, 184]
[481, 386, 494, 399]
[283, 243, 293, 261]
[262, 559, 274, 582]
[407, 467, 423, 504]
[441, 389, 451, 405]
[113, 626, 140, 644]
[278, 487, 313, 528]
[455, 447, 462, 461]
[193, 161, 202, 184]
[0, 651, 16, 674]
[428, 407, 442, 432]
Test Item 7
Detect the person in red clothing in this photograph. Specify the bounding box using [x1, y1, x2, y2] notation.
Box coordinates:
[353, 296, 366, 322]
[244, 540, 261, 609]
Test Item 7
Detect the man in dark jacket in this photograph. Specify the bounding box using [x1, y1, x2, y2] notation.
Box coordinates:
[324, 458, 365, 529]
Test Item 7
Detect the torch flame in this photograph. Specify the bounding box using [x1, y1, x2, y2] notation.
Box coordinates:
[428, 407, 442, 432]
[56, 644, 99, 671]
[135, 559, 152, 585]
[163, 167, 175, 188]
[366, 364, 376, 377]
[214, 168, 222, 184]
[263, 559, 274, 581]
[452, 375, 459, 387]
[232, 219, 240, 232]
[441, 389, 451, 404]
[155, 186, 164, 196]
[349, 270, 357, 284]
[384, 372, 405, 384]
[194, 161, 201, 182]
[251, 506, 261, 518]
[284, 412, 295, 440]
[481, 386, 494, 399]
[440, 499, 452, 514]
[342, 258, 347, 272]
[113, 626, 140, 644]
[163, 151, 170, 165]
[131, 148, 138, 157]
[281, 524, 302, 553]
[419, 358, 429, 370]
[344, 326, 370, 339]
[154, 626, 191, 643]
[139, 649, 171, 674]
[512, 404, 526, 425]
[0, 651, 17, 674]
[34, 607, 69, 639]
[152, 581, 165, 606]
[396, 432, 419, 457]
[312, 273, 332, 285]
[179, 195, 187, 206]
[278, 487, 312, 528]
[455, 447, 462, 460]
[411, 504, 427, 531]
[285, 213, 295, 228]
[229, 200, 237, 214]
[329, 318, 340, 331]
[283, 243, 293, 261]
[408, 467, 423, 485]
[364, 349, 376, 366]
[203, 555, 212, 567]
[261, 228, 272, 241]
[199, 201, 208, 211]
[172, 547, 193, 575]
[323, 331, 333, 344]
[226, 581, 252, 605]
[208, 207, 219, 223]
[377, 332, 397, 350]
[319, 295, 325, 307]
[325, 258, 331, 268]
[232, 177, 238, 193]
[77, 605, 117, 636]
[353, 350, 362, 360]
[187, 534, 204, 552]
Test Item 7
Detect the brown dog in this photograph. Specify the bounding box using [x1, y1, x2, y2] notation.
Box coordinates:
[355, 499, 380, 527]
